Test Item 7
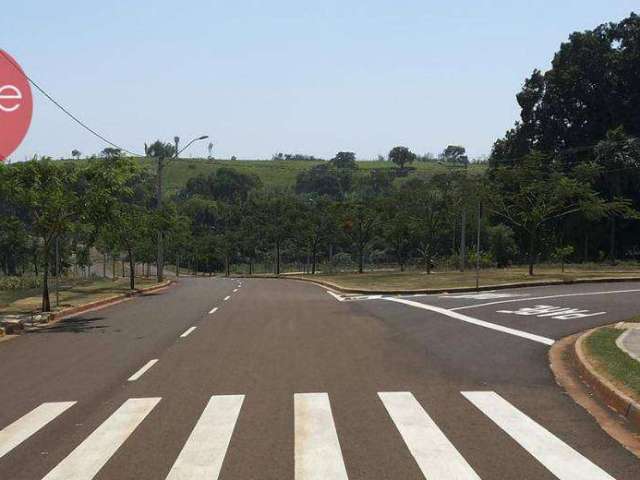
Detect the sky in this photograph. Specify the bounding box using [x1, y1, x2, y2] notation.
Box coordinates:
[4, 1, 638, 161]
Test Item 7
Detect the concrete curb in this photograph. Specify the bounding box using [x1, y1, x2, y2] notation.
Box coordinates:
[45, 279, 173, 323]
[573, 328, 640, 429]
[231, 274, 640, 295]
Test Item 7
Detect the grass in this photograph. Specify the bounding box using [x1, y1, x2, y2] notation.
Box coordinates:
[585, 326, 640, 402]
[0, 277, 160, 315]
[298, 265, 640, 291]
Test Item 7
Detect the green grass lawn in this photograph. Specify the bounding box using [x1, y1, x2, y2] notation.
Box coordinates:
[0, 277, 159, 315]
[586, 326, 640, 402]
[299, 265, 640, 291]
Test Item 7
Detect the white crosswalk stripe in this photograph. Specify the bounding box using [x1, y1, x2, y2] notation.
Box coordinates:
[295, 392, 348, 480]
[0, 392, 619, 479]
[0, 402, 76, 459]
[42, 397, 160, 480]
[166, 395, 244, 480]
[463, 391, 615, 480]
[379, 391, 481, 479]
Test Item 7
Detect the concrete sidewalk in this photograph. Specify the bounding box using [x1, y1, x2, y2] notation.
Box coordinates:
[617, 326, 640, 362]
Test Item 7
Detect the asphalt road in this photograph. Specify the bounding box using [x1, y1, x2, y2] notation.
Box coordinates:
[1, 277, 640, 479]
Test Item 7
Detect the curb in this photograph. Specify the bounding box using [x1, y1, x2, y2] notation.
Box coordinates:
[0, 281, 175, 342]
[230, 274, 640, 295]
[46, 279, 173, 323]
[573, 328, 640, 429]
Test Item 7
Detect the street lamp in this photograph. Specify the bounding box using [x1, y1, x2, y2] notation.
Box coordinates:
[176, 135, 209, 157]
[154, 135, 208, 283]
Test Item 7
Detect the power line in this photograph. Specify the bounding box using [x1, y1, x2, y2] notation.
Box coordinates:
[0, 49, 144, 157]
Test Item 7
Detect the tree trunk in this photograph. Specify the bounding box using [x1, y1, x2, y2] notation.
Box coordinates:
[103, 252, 107, 278]
[583, 232, 589, 263]
[128, 248, 135, 290]
[112, 254, 117, 281]
[358, 244, 364, 274]
[41, 241, 51, 312]
[276, 243, 281, 275]
[459, 209, 466, 272]
[609, 216, 616, 265]
[176, 253, 181, 278]
[311, 243, 317, 275]
[226, 255, 230, 277]
[528, 231, 536, 276]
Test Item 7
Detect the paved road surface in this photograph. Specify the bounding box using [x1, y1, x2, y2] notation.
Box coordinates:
[1, 277, 639, 479]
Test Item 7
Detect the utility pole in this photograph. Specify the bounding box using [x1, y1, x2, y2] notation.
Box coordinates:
[156, 154, 166, 283]
[55, 236, 60, 308]
[150, 135, 208, 284]
[475, 201, 482, 291]
[460, 209, 466, 272]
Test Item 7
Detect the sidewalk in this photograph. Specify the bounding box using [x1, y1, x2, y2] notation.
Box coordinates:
[617, 326, 640, 363]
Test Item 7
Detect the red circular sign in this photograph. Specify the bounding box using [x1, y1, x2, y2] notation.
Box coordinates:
[0, 50, 33, 161]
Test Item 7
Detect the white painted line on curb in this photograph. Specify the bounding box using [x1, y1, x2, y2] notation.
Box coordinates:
[127, 359, 159, 382]
[166, 395, 244, 480]
[385, 298, 555, 345]
[450, 288, 640, 311]
[43, 398, 161, 480]
[379, 392, 480, 479]
[209, 307, 219, 314]
[295, 393, 348, 480]
[180, 327, 197, 338]
[0, 402, 76, 459]
[463, 391, 614, 480]
[233, 288, 238, 293]
[224, 296, 230, 301]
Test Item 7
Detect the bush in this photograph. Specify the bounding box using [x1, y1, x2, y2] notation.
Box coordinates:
[0, 276, 42, 290]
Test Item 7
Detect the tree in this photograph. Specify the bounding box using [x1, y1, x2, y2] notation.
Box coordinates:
[5, 160, 80, 311]
[488, 153, 615, 275]
[146, 140, 177, 282]
[295, 164, 342, 199]
[404, 177, 449, 273]
[440, 145, 469, 165]
[487, 224, 517, 268]
[329, 152, 357, 170]
[207, 142, 214, 159]
[492, 13, 640, 161]
[101, 147, 122, 159]
[342, 195, 379, 274]
[388, 146, 416, 169]
[594, 127, 640, 262]
[71, 149, 81, 160]
[299, 196, 338, 274]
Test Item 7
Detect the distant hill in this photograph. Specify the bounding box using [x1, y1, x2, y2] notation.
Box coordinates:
[59, 157, 485, 195]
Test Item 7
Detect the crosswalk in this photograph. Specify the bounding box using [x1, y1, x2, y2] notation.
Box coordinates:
[0, 391, 615, 479]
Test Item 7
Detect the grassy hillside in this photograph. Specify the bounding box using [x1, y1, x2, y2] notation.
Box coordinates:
[60, 157, 485, 194]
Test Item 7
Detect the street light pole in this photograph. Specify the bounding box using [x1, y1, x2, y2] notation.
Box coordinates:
[153, 135, 208, 283]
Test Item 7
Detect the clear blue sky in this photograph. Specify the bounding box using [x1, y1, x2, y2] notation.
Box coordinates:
[5, 1, 638, 161]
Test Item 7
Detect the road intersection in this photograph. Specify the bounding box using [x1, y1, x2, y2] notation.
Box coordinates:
[1, 278, 639, 479]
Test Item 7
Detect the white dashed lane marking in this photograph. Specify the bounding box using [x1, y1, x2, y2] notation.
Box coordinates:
[127, 359, 159, 382]
[180, 327, 197, 338]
